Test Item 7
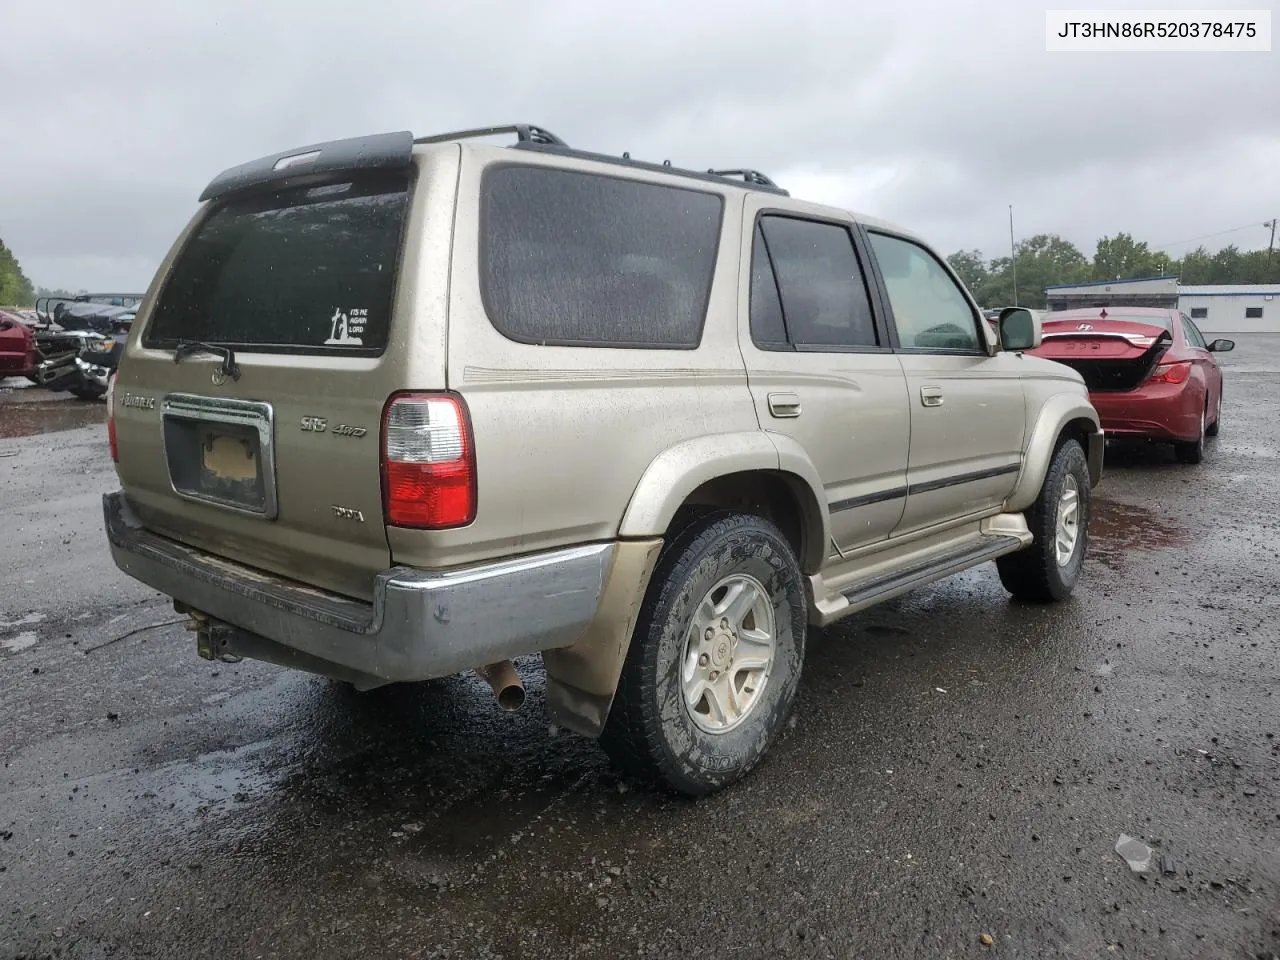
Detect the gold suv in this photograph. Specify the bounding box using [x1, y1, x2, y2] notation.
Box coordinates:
[104, 124, 1103, 795]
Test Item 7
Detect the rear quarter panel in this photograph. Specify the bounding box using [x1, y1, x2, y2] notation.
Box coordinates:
[388, 151, 760, 569]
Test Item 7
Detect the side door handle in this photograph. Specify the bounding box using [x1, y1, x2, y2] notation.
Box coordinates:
[920, 385, 944, 407]
[767, 392, 802, 418]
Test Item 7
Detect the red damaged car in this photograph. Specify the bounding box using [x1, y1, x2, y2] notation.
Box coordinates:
[0, 309, 37, 379]
[1029, 307, 1234, 464]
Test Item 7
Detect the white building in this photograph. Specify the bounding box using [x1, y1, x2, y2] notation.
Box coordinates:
[1176, 284, 1279, 334]
[1044, 278, 1279, 333]
[1043, 276, 1180, 312]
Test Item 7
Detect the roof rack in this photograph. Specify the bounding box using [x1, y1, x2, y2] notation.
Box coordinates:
[412, 123, 786, 195]
[413, 124, 567, 147]
[707, 169, 781, 189]
[199, 123, 788, 204]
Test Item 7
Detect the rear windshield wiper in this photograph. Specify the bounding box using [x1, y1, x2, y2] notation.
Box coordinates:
[173, 341, 241, 381]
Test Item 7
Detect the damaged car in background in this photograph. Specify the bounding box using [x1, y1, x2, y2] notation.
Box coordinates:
[25, 294, 141, 398]
[0, 308, 39, 379]
[1028, 306, 1233, 464]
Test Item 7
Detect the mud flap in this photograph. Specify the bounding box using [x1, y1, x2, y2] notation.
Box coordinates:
[542, 539, 663, 737]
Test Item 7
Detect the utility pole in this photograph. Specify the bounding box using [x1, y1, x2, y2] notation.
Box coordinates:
[1009, 204, 1018, 307]
[1266, 219, 1277, 268]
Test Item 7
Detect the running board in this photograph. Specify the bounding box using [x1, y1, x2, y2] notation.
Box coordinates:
[817, 534, 1027, 625]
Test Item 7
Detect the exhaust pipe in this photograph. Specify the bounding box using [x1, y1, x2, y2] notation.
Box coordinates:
[476, 660, 525, 712]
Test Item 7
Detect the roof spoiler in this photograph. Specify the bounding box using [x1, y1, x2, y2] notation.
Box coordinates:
[199, 130, 415, 203]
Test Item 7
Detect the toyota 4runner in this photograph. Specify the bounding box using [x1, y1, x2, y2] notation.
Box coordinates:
[104, 123, 1103, 795]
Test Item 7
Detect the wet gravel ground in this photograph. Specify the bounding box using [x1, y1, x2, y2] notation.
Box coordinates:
[1, 343, 1278, 960]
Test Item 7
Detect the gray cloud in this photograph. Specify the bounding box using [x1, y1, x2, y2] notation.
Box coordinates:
[1, 0, 1276, 291]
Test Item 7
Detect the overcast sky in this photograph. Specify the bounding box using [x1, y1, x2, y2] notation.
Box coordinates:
[1, 0, 1276, 292]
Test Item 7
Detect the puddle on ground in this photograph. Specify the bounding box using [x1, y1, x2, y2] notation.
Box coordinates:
[1088, 497, 1190, 570]
[0, 612, 46, 629]
[1, 631, 39, 653]
[0, 401, 106, 438]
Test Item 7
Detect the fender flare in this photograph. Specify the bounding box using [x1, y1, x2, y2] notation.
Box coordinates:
[1007, 392, 1103, 511]
[618, 431, 831, 572]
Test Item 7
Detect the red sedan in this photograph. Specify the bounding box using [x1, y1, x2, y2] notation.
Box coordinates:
[1029, 307, 1234, 464]
[0, 309, 37, 379]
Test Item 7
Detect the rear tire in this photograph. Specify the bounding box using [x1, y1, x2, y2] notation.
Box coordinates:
[1205, 391, 1221, 437]
[996, 439, 1090, 603]
[1174, 406, 1206, 464]
[599, 512, 806, 796]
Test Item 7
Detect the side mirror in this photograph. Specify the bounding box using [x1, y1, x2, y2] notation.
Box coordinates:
[1208, 339, 1235, 353]
[999, 307, 1041, 351]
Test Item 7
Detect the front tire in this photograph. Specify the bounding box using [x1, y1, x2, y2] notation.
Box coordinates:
[996, 439, 1090, 603]
[600, 512, 806, 796]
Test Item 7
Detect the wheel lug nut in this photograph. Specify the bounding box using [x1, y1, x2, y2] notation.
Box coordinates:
[720, 618, 729, 629]
[709, 670, 719, 681]
[698, 654, 709, 667]
[704, 627, 715, 641]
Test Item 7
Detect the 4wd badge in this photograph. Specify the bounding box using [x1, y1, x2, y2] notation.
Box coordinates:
[300, 417, 366, 438]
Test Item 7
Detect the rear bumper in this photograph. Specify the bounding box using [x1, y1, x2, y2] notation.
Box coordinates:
[103, 491, 614, 686]
[1091, 384, 1202, 442]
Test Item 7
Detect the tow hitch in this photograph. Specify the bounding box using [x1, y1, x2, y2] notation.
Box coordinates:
[182, 607, 243, 663]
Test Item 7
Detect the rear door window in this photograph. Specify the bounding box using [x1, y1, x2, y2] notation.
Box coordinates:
[748, 224, 789, 348]
[755, 215, 880, 349]
[144, 173, 411, 354]
[479, 166, 723, 348]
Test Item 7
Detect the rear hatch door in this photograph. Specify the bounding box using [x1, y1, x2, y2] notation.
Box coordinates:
[1030, 317, 1172, 392]
[114, 150, 417, 601]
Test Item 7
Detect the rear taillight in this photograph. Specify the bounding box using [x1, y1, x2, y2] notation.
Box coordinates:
[1149, 361, 1191, 385]
[381, 392, 476, 529]
[105, 373, 119, 462]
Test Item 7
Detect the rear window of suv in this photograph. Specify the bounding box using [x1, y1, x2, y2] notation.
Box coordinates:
[479, 166, 724, 348]
[144, 173, 411, 354]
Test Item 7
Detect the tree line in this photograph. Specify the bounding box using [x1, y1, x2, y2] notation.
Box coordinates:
[0, 237, 35, 307]
[949, 232, 1280, 310]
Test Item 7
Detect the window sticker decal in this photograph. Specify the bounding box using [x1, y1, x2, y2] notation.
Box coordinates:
[325, 307, 367, 346]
